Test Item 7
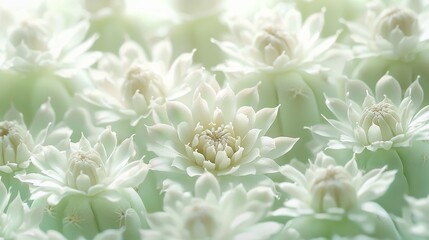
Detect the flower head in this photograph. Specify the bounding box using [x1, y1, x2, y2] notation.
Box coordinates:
[141, 172, 281, 240]
[344, 0, 429, 61]
[79, 40, 202, 127]
[148, 80, 298, 180]
[274, 152, 396, 217]
[0, 100, 71, 174]
[214, 4, 339, 74]
[0, 1, 100, 76]
[17, 127, 148, 205]
[309, 74, 429, 153]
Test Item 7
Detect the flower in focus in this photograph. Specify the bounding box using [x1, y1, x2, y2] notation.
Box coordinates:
[214, 3, 340, 74]
[395, 195, 429, 240]
[18, 127, 147, 203]
[17, 127, 148, 239]
[309, 74, 429, 153]
[148, 80, 298, 182]
[141, 172, 281, 240]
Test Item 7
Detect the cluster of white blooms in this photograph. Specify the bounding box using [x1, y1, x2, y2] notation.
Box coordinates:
[1, 0, 429, 239]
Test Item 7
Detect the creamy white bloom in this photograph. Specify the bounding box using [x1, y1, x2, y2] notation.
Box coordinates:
[148, 80, 298, 180]
[141, 172, 281, 240]
[272, 153, 400, 239]
[309, 74, 429, 153]
[214, 3, 340, 74]
[274, 152, 396, 216]
[17, 127, 148, 204]
[395, 195, 429, 239]
[0, 100, 71, 174]
[0, 1, 100, 76]
[344, 0, 429, 61]
[79, 39, 202, 127]
[0, 178, 44, 239]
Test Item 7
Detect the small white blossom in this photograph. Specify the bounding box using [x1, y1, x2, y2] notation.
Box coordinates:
[141, 172, 281, 240]
[214, 3, 339, 74]
[309, 74, 429, 153]
[148, 80, 298, 181]
[17, 127, 148, 205]
[0, 1, 99, 76]
[274, 152, 396, 217]
[79, 39, 201, 127]
[344, 0, 429, 61]
[0, 100, 71, 174]
[272, 153, 400, 239]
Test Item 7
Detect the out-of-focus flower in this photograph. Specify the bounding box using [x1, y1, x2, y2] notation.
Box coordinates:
[79, 40, 202, 129]
[395, 195, 429, 240]
[275, 152, 396, 216]
[344, 0, 429, 61]
[214, 4, 340, 74]
[0, 1, 99, 77]
[0, 100, 70, 174]
[17, 128, 148, 239]
[273, 152, 400, 239]
[0, 178, 44, 239]
[309, 74, 429, 153]
[148, 80, 297, 184]
[141, 172, 281, 240]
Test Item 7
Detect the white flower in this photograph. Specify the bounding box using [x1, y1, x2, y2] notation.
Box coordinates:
[344, 0, 429, 61]
[148, 81, 298, 180]
[274, 152, 396, 217]
[308, 74, 429, 153]
[141, 172, 281, 240]
[272, 153, 400, 239]
[79, 39, 202, 127]
[0, 2, 99, 76]
[395, 195, 429, 239]
[214, 4, 339, 74]
[0, 178, 43, 239]
[17, 127, 148, 204]
[0, 100, 71, 174]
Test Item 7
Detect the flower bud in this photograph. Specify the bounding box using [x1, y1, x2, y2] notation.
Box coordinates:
[374, 7, 419, 40]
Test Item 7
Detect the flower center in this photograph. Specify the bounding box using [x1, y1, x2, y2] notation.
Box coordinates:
[122, 64, 165, 104]
[359, 98, 403, 142]
[184, 204, 216, 238]
[374, 7, 418, 39]
[254, 26, 295, 63]
[190, 122, 242, 171]
[67, 150, 106, 191]
[310, 167, 357, 212]
[9, 22, 48, 51]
